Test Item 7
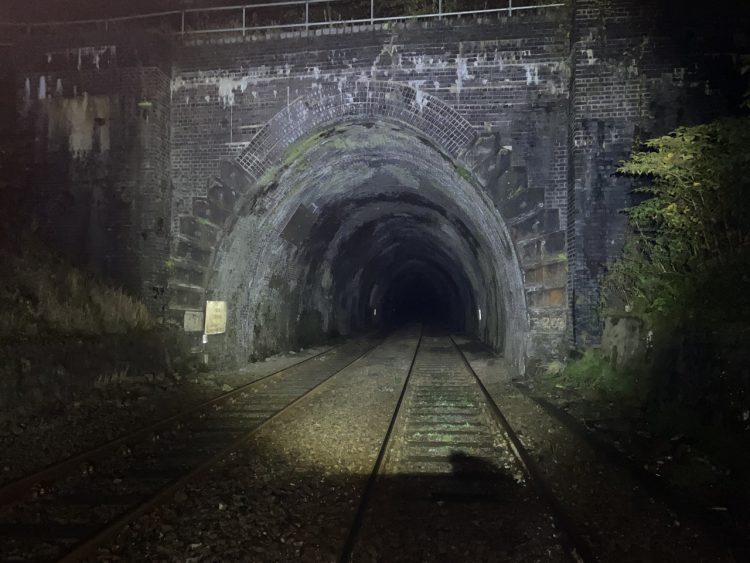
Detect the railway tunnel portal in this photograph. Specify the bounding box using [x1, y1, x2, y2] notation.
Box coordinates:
[165, 17, 576, 373]
[1, 2, 747, 560]
[9, 1, 719, 373]
[209, 117, 526, 367]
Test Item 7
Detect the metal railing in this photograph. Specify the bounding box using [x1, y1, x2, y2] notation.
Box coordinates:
[0, 1, 564, 41]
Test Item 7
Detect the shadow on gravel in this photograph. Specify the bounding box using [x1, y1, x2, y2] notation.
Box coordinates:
[352, 452, 564, 562]
[98, 448, 564, 562]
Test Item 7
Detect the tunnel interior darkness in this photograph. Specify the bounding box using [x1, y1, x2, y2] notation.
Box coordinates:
[380, 269, 456, 328]
[211, 121, 528, 367]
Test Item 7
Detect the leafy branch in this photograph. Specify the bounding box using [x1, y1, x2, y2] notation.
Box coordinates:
[605, 117, 750, 326]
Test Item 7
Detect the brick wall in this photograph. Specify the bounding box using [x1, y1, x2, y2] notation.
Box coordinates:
[166, 13, 572, 364]
[169, 15, 570, 216]
[7, 1, 746, 361]
[568, 0, 742, 346]
[11, 32, 173, 314]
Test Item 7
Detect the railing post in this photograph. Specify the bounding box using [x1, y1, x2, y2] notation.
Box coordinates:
[508, 0, 513, 16]
[181, 11, 185, 34]
[305, 1, 309, 31]
[439, 0, 443, 19]
[370, 0, 374, 25]
[242, 7, 246, 36]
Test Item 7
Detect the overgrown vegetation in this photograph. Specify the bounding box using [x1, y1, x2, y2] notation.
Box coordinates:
[600, 116, 750, 423]
[543, 349, 644, 402]
[539, 64, 750, 502]
[552, 117, 749, 430]
[0, 238, 154, 340]
[604, 117, 750, 333]
[603, 57, 750, 336]
[0, 111, 154, 340]
[544, 69, 750, 493]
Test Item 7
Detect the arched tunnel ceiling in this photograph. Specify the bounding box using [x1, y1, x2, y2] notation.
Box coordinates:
[212, 121, 528, 365]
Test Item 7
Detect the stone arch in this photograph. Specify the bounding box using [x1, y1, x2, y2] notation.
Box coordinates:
[235, 80, 477, 181]
[169, 81, 479, 311]
[168, 80, 565, 374]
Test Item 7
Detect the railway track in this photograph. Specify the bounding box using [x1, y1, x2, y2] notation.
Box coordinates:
[341, 334, 594, 563]
[2, 329, 596, 562]
[0, 336, 380, 562]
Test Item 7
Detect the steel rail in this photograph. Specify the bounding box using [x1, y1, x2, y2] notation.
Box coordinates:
[338, 326, 423, 563]
[449, 335, 597, 563]
[0, 342, 341, 508]
[54, 337, 383, 562]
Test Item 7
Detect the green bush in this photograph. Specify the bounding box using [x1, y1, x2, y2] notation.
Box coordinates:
[601, 114, 750, 429]
[545, 350, 643, 401]
[606, 117, 750, 329]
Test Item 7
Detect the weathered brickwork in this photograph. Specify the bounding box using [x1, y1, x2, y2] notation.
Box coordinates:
[8, 1, 745, 369]
[169, 15, 570, 215]
[12, 33, 173, 313]
[167, 14, 571, 367]
[235, 80, 477, 180]
[567, 0, 740, 346]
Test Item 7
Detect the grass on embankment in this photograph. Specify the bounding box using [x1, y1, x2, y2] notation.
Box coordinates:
[541, 349, 647, 403]
[0, 242, 154, 340]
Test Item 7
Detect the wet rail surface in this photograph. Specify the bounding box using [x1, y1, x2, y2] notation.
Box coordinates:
[0, 337, 380, 562]
[341, 334, 593, 562]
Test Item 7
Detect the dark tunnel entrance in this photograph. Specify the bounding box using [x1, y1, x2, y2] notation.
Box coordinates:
[210, 121, 528, 368]
[380, 269, 458, 330]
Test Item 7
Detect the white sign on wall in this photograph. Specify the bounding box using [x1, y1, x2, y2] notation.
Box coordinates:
[204, 301, 228, 335]
[183, 310, 205, 332]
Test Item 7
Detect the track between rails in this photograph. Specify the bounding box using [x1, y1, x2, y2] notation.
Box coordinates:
[0, 337, 380, 562]
[341, 333, 595, 563]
